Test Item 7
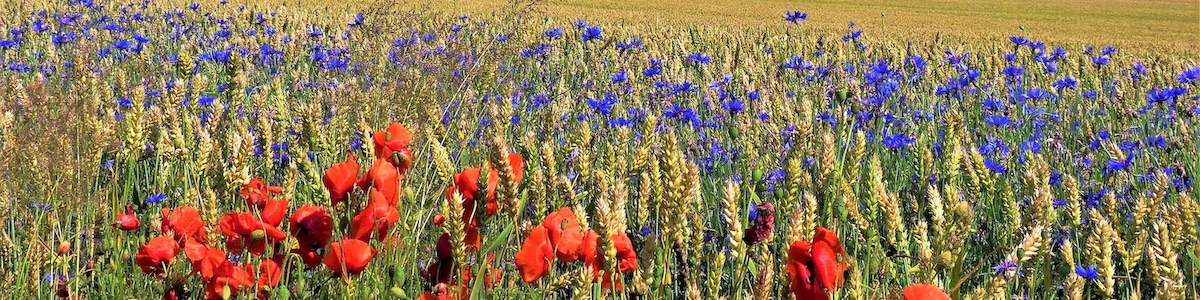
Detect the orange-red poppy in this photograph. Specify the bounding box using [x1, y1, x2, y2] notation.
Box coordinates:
[578, 230, 638, 289]
[323, 238, 376, 275]
[218, 212, 287, 256]
[185, 241, 227, 281]
[542, 207, 585, 262]
[161, 206, 207, 243]
[289, 205, 334, 248]
[115, 203, 140, 231]
[135, 235, 180, 276]
[902, 284, 951, 300]
[258, 199, 289, 227]
[203, 262, 254, 300]
[358, 159, 401, 206]
[514, 226, 554, 283]
[255, 255, 285, 298]
[811, 227, 849, 290]
[349, 188, 400, 242]
[786, 240, 827, 300]
[373, 122, 414, 174]
[324, 152, 360, 206]
[240, 178, 282, 207]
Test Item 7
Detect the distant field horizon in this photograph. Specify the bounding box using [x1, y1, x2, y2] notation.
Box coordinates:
[413, 0, 1199, 54]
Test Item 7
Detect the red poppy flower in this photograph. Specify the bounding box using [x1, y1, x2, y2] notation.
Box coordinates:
[115, 204, 140, 231]
[218, 212, 287, 255]
[358, 159, 401, 206]
[786, 240, 827, 300]
[514, 226, 554, 283]
[291, 244, 324, 268]
[447, 169, 483, 226]
[349, 189, 400, 242]
[135, 236, 180, 276]
[324, 152, 360, 207]
[323, 238, 376, 275]
[482, 152, 525, 215]
[578, 230, 638, 289]
[902, 284, 952, 300]
[373, 122, 414, 174]
[240, 178, 282, 207]
[185, 240, 227, 281]
[258, 199, 289, 227]
[203, 262, 254, 300]
[542, 207, 585, 262]
[289, 205, 334, 248]
[811, 227, 849, 290]
[255, 255, 285, 298]
[415, 284, 470, 300]
[161, 206, 206, 243]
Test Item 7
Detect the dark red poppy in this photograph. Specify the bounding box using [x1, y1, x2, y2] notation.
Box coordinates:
[349, 188, 400, 242]
[744, 202, 775, 246]
[258, 199, 289, 227]
[514, 226, 554, 283]
[811, 227, 848, 290]
[240, 178, 282, 207]
[902, 284, 952, 300]
[135, 235, 180, 276]
[323, 238, 376, 275]
[323, 152, 360, 207]
[161, 206, 206, 243]
[372, 122, 414, 174]
[203, 262, 254, 300]
[289, 205, 334, 248]
[115, 204, 140, 231]
[358, 159, 401, 206]
[415, 284, 470, 300]
[786, 240, 827, 300]
[218, 212, 287, 256]
[542, 207, 585, 262]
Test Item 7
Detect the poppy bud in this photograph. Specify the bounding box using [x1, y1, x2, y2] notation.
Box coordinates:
[836, 89, 848, 102]
[773, 188, 785, 199]
[729, 126, 740, 139]
[57, 241, 70, 255]
[390, 287, 405, 297]
[250, 229, 267, 241]
[221, 285, 232, 300]
[752, 169, 764, 183]
[433, 214, 445, 226]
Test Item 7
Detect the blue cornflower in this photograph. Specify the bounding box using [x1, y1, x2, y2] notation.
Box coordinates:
[993, 260, 1018, 276]
[783, 11, 808, 24]
[197, 95, 214, 106]
[748, 202, 758, 221]
[1075, 265, 1099, 280]
[882, 132, 916, 149]
[117, 97, 133, 108]
[1082, 90, 1098, 99]
[986, 114, 1010, 127]
[616, 37, 643, 50]
[587, 93, 618, 116]
[1178, 66, 1200, 84]
[984, 158, 1006, 174]
[686, 52, 711, 65]
[146, 193, 166, 204]
[611, 70, 627, 83]
[581, 26, 602, 42]
[543, 27, 563, 39]
[723, 99, 745, 114]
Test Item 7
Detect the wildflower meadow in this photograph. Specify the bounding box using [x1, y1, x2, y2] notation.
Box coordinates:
[0, 0, 1198, 299]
